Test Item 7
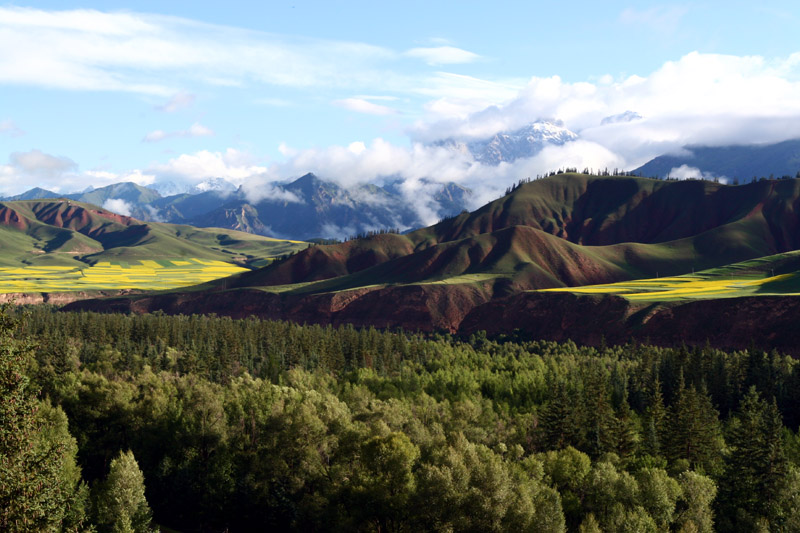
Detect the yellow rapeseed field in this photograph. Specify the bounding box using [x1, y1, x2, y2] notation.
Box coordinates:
[0, 259, 248, 293]
[540, 273, 798, 301]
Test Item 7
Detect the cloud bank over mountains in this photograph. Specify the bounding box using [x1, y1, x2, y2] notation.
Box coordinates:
[3, 5, 800, 221]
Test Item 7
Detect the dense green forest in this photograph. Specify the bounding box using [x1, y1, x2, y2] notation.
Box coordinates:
[3, 306, 800, 532]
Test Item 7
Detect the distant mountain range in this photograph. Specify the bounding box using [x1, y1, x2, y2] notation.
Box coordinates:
[634, 139, 800, 180]
[2, 174, 473, 241]
[11, 129, 800, 243]
[0, 121, 588, 240]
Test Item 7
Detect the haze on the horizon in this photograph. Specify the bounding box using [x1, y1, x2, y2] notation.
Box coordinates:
[3, 1, 800, 206]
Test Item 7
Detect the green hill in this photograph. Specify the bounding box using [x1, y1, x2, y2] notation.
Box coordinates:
[225, 173, 799, 292]
[63, 173, 800, 342]
[0, 199, 307, 269]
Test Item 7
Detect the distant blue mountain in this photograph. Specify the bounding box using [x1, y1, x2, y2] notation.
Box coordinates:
[2, 175, 473, 240]
[3, 187, 63, 201]
[634, 140, 800, 181]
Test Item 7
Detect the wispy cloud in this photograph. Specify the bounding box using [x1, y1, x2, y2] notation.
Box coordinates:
[0, 7, 390, 94]
[405, 46, 480, 66]
[619, 5, 689, 35]
[0, 119, 24, 137]
[254, 97, 293, 107]
[0, 7, 516, 112]
[334, 98, 399, 116]
[157, 91, 196, 112]
[143, 122, 214, 142]
[0, 150, 155, 194]
[9, 149, 77, 178]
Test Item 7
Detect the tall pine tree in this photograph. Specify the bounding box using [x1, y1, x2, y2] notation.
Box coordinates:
[662, 376, 724, 475]
[718, 387, 789, 531]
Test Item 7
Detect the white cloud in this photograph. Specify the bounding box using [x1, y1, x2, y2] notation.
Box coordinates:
[667, 165, 726, 183]
[278, 142, 297, 157]
[157, 91, 196, 112]
[188, 123, 213, 136]
[143, 122, 214, 142]
[147, 148, 268, 187]
[85, 169, 156, 186]
[0, 150, 159, 195]
[0, 7, 519, 112]
[102, 198, 133, 216]
[405, 46, 480, 66]
[9, 149, 77, 178]
[143, 130, 168, 142]
[416, 72, 525, 120]
[250, 137, 620, 226]
[240, 183, 304, 204]
[0, 119, 24, 137]
[334, 98, 398, 116]
[0, 7, 390, 94]
[414, 52, 800, 168]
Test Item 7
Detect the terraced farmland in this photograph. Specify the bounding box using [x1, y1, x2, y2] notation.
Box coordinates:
[0, 258, 248, 293]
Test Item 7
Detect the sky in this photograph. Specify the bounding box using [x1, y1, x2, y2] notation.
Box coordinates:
[3, 1, 800, 202]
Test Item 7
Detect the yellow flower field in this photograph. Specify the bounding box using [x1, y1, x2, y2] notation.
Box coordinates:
[539, 272, 799, 301]
[0, 259, 248, 293]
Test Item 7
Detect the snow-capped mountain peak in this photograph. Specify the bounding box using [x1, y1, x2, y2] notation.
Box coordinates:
[191, 178, 238, 194]
[435, 120, 579, 165]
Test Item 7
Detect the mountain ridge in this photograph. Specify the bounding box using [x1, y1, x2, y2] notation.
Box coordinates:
[3, 173, 475, 241]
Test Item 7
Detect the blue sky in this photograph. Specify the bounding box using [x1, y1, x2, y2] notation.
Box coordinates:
[2, 1, 800, 197]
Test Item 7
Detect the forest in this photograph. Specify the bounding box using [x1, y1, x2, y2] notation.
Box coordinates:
[3, 306, 800, 532]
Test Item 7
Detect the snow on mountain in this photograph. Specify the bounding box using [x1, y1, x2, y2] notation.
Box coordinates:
[191, 178, 238, 194]
[147, 178, 238, 196]
[147, 181, 186, 197]
[435, 121, 579, 165]
[601, 111, 643, 125]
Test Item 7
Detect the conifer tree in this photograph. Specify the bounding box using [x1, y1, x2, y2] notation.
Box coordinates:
[718, 387, 789, 530]
[642, 377, 666, 457]
[0, 309, 86, 532]
[582, 366, 617, 457]
[94, 450, 153, 533]
[539, 383, 585, 451]
[663, 378, 723, 475]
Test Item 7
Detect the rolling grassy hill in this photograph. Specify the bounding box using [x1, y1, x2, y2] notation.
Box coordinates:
[0, 199, 308, 293]
[63, 173, 800, 352]
[223, 173, 798, 293]
[0, 199, 306, 268]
